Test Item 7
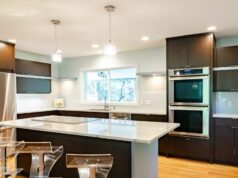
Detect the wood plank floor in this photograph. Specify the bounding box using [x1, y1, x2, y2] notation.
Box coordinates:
[159, 156, 238, 178]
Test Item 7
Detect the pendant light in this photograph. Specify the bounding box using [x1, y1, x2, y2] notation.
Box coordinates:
[51, 19, 62, 62]
[103, 5, 117, 56]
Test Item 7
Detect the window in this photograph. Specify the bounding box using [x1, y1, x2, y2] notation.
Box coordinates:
[84, 67, 137, 103]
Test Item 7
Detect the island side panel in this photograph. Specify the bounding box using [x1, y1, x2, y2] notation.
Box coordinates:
[16, 129, 132, 178]
[132, 140, 158, 178]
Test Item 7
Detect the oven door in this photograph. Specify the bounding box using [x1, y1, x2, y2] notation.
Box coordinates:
[169, 75, 209, 106]
[169, 106, 209, 138]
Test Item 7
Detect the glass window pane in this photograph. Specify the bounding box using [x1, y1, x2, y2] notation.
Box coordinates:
[85, 71, 109, 102]
[110, 78, 136, 102]
[84, 67, 136, 103]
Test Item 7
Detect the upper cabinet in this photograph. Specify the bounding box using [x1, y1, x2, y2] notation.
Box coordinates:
[215, 46, 238, 67]
[214, 46, 238, 92]
[167, 33, 215, 69]
[0, 41, 15, 72]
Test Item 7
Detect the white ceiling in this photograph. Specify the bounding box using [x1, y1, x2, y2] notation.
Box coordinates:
[1, 0, 238, 57]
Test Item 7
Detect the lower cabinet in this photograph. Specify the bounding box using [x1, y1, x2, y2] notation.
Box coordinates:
[168, 135, 210, 161]
[17, 111, 59, 119]
[214, 117, 238, 165]
[131, 114, 167, 122]
[58, 110, 109, 119]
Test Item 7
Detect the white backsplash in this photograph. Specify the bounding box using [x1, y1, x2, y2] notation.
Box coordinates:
[213, 92, 238, 114]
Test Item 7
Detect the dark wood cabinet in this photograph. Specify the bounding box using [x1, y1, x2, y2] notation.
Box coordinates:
[214, 70, 238, 91]
[216, 46, 238, 67]
[58, 110, 109, 119]
[131, 114, 167, 122]
[0, 41, 15, 72]
[167, 33, 214, 69]
[189, 35, 213, 67]
[15, 59, 52, 94]
[167, 38, 189, 69]
[168, 135, 210, 161]
[214, 117, 238, 165]
[214, 125, 235, 164]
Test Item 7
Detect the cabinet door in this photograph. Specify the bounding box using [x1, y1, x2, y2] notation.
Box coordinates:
[189, 35, 213, 67]
[216, 46, 238, 67]
[215, 126, 235, 164]
[168, 135, 210, 161]
[167, 38, 189, 69]
[235, 128, 238, 164]
[0, 42, 15, 72]
[214, 71, 238, 91]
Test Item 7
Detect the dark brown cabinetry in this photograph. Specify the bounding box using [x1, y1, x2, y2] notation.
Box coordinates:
[168, 135, 210, 161]
[0, 41, 15, 72]
[58, 110, 109, 118]
[131, 114, 167, 122]
[216, 46, 238, 67]
[214, 117, 238, 165]
[15, 59, 51, 94]
[167, 33, 214, 69]
[214, 46, 238, 91]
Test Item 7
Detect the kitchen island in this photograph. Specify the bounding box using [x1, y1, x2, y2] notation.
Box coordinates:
[0, 115, 179, 178]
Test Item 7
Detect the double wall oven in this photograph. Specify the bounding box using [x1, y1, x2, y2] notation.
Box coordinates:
[168, 67, 210, 138]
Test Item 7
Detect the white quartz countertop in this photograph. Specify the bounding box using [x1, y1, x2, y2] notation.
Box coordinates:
[0, 116, 179, 144]
[17, 107, 166, 115]
[213, 113, 238, 119]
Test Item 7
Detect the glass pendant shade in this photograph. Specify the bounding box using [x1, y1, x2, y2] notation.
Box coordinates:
[52, 50, 62, 62]
[103, 43, 117, 56]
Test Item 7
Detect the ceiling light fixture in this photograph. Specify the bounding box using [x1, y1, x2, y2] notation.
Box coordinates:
[103, 5, 117, 56]
[207, 26, 217, 32]
[141, 36, 150, 41]
[51, 19, 62, 62]
[92, 44, 99, 48]
[8, 39, 16, 44]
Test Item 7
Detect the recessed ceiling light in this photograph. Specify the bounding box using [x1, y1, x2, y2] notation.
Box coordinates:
[8, 39, 16, 44]
[207, 26, 217, 32]
[92, 44, 99, 48]
[141, 36, 150, 41]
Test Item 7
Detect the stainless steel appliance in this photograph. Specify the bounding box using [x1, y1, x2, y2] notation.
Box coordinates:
[168, 67, 210, 138]
[169, 67, 210, 106]
[0, 72, 16, 138]
[169, 106, 209, 137]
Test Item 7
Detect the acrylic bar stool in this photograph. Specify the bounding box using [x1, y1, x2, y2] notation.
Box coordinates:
[66, 154, 113, 178]
[0, 137, 25, 177]
[16, 142, 63, 178]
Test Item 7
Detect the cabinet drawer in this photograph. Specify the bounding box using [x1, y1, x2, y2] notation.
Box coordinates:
[169, 135, 210, 161]
[214, 71, 238, 91]
[215, 117, 238, 127]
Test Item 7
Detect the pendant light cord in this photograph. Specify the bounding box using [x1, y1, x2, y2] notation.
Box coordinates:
[108, 10, 112, 44]
[54, 24, 58, 52]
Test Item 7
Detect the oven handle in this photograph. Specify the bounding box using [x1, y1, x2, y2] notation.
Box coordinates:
[169, 75, 209, 81]
[169, 106, 209, 111]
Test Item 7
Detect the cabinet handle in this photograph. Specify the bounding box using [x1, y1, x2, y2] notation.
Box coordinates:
[234, 148, 236, 155]
[185, 138, 191, 141]
[232, 127, 238, 129]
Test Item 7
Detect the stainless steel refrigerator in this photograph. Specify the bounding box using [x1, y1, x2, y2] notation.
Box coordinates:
[0, 72, 16, 138]
[0, 72, 17, 175]
[0, 72, 16, 122]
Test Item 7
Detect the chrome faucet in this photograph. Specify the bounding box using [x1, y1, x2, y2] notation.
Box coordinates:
[104, 96, 109, 109]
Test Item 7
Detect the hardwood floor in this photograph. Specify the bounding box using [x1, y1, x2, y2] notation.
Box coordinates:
[159, 156, 238, 178]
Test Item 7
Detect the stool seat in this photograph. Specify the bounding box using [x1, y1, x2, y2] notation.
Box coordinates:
[66, 154, 113, 178]
[16, 142, 63, 178]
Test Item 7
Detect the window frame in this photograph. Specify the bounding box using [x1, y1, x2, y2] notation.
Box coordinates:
[81, 66, 138, 106]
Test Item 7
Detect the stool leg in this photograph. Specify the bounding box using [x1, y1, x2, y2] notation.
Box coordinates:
[30, 153, 44, 178]
[89, 168, 96, 178]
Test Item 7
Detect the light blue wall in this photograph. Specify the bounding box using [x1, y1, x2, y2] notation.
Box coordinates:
[216, 36, 238, 48]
